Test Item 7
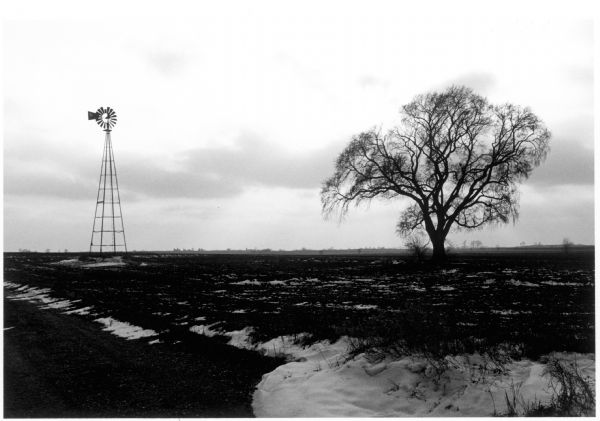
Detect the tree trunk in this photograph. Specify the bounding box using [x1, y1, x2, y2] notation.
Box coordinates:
[430, 232, 447, 262]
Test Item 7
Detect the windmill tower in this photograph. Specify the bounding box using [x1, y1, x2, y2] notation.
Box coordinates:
[88, 106, 127, 254]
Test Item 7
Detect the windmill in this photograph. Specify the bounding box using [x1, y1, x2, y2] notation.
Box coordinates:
[88, 106, 127, 254]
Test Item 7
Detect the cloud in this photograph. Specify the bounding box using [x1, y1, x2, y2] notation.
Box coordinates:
[145, 50, 188, 76]
[6, 126, 592, 205]
[4, 131, 344, 201]
[527, 138, 593, 187]
[120, 162, 244, 199]
[357, 75, 389, 89]
[122, 132, 343, 199]
[4, 168, 95, 200]
[3, 130, 101, 199]
[566, 65, 593, 86]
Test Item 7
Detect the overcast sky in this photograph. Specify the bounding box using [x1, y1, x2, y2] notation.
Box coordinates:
[3, 0, 596, 251]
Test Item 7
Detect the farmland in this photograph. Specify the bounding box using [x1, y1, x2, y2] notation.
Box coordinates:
[3, 249, 595, 416]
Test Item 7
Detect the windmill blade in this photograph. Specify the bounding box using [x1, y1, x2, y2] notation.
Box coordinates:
[89, 106, 117, 131]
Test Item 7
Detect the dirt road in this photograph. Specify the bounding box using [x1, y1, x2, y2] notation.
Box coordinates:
[4, 297, 280, 417]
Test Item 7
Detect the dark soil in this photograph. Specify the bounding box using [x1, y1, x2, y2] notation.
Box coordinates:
[3, 250, 594, 417]
[4, 297, 282, 418]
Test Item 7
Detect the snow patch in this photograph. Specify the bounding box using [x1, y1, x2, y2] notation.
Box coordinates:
[252, 339, 595, 417]
[189, 323, 222, 337]
[226, 326, 256, 348]
[491, 309, 533, 315]
[40, 299, 76, 310]
[4, 283, 79, 312]
[232, 279, 261, 285]
[268, 280, 287, 285]
[63, 306, 94, 315]
[52, 257, 127, 268]
[5, 281, 98, 317]
[331, 279, 352, 285]
[507, 279, 539, 287]
[541, 280, 582, 287]
[53, 258, 80, 265]
[187, 323, 318, 361]
[7, 286, 52, 300]
[353, 304, 378, 310]
[83, 257, 127, 268]
[95, 317, 158, 340]
[154, 311, 597, 417]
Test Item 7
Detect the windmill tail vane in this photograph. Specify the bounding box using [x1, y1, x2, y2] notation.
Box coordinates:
[88, 106, 127, 254]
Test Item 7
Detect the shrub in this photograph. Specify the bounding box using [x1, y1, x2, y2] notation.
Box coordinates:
[404, 235, 430, 262]
[497, 356, 595, 416]
[540, 356, 595, 416]
[341, 305, 525, 383]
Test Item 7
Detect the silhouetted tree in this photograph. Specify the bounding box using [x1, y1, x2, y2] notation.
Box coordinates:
[322, 86, 550, 261]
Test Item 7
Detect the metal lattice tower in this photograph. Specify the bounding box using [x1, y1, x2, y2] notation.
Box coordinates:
[88, 106, 127, 254]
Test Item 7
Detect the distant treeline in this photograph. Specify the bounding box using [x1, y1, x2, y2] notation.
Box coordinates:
[129, 244, 595, 256]
[7, 244, 594, 256]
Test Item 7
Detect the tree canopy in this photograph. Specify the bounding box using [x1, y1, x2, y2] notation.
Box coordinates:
[321, 86, 551, 261]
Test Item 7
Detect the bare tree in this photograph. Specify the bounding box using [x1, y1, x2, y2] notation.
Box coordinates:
[562, 237, 573, 254]
[404, 234, 430, 262]
[322, 86, 550, 261]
